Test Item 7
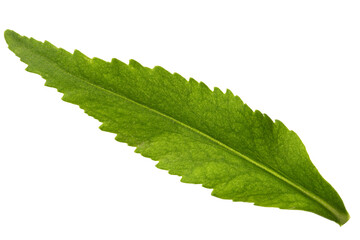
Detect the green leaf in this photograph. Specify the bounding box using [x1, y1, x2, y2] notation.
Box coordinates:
[4, 29, 350, 226]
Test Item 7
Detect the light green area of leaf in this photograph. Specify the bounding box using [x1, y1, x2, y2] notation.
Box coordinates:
[4, 29, 349, 225]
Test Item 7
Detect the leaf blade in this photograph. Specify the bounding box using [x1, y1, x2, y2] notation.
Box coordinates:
[4, 29, 350, 225]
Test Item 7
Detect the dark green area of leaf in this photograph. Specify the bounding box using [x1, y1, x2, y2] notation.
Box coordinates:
[4, 29, 350, 225]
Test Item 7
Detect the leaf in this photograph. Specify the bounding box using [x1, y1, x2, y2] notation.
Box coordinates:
[4, 29, 350, 226]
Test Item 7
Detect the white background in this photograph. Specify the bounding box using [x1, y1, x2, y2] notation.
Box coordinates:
[0, 0, 359, 239]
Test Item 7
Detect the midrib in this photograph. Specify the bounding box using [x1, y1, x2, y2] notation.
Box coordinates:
[28, 48, 345, 223]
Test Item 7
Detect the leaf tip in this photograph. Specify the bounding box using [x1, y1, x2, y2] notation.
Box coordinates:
[4, 29, 19, 45]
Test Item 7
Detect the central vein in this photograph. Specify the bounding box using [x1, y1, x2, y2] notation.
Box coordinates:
[30, 48, 344, 223]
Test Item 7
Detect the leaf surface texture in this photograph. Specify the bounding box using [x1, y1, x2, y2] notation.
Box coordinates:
[4, 30, 350, 225]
